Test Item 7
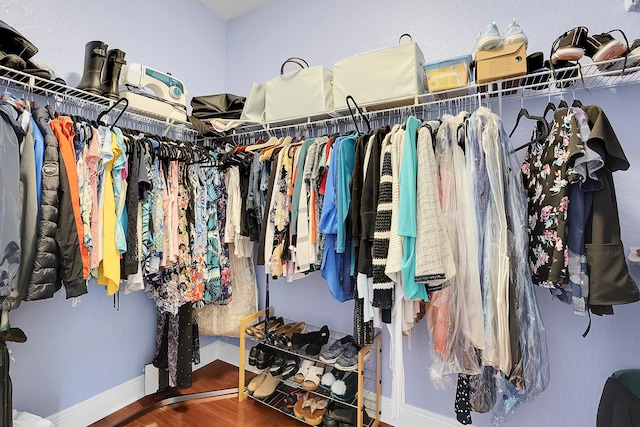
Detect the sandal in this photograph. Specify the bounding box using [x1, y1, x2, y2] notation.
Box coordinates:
[305, 397, 329, 426]
[281, 355, 300, 380]
[302, 365, 325, 391]
[294, 359, 315, 384]
[293, 392, 314, 419]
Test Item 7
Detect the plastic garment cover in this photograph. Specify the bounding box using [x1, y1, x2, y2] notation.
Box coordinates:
[427, 113, 482, 388]
[490, 111, 550, 425]
[470, 365, 498, 413]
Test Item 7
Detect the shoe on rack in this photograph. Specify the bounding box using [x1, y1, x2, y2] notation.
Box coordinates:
[252, 371, 281, 399]
[546, 59, 579, 88]
[304, 396, 329, 426]
[551, 26, 588, 62]
[255, 345, 275, 370]
[607, 38, 640, 72]
[334, 342, 362, 372]
[331, 372, 358, 402]
[523, 52, 550, 90]
[320, 367, 347, 391]
[473, 21, 503, 58]
[77, 41, 108, 94]
[281, 355, 300, 380]
[319, 335, 354, 364]
[246, 369, 269, 394]
[305, 325, 330, 356]
[585, 32, 628, 63]
[502, 18, 528, 47]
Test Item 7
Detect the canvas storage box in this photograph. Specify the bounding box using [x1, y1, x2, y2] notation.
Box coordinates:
[265, 58, 333, 123]
[425, 55, 473, 99]
[333, 42, 427, 111]
[475, 42, 527, 84]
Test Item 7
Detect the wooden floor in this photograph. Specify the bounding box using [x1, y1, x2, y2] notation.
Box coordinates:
[90, 360, 393, 427]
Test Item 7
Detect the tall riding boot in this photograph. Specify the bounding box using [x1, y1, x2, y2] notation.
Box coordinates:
[77, 41, 107, 94]
[100, 49, 126, 100]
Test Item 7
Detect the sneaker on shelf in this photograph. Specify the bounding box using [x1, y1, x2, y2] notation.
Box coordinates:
[585, 32, 628, 64]
[334, 343, 360, 371]
[551, 26, 588, 62]
[473, 21, 503, 59]
[607, 38, 640, 72]
[502, 18, 528, 47]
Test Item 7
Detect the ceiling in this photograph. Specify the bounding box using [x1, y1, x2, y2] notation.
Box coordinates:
[199, 0, 272, 20]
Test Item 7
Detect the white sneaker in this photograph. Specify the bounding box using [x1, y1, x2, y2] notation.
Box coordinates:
[473, 21, 503, 58]
[502, 18, 528, 47]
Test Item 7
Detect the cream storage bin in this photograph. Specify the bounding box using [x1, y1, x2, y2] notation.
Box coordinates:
[265, 57, 333, 123]
[333, 41, 427, 111]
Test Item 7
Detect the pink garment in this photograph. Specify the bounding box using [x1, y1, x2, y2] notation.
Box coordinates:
[86, 128, 101, 269]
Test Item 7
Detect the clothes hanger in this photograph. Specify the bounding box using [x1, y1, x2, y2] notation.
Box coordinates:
[346, 95, 371, 135]
[97, 97, 129, 131]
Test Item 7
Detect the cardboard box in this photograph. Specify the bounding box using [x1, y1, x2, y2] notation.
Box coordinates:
[475, 42, 527, 84]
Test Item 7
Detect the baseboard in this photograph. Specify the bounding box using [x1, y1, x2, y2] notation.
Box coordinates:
[46, 340, 221, 427]
[379, 396, 460, 427]
[46, 375, 145, 427]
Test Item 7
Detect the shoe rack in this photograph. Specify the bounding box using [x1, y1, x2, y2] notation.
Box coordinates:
[239, 310, 382, 427]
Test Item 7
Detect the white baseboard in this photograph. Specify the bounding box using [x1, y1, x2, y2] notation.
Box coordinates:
[46, 340, 460, 427]
[46, 375, 145, 427]
[46, 340, 221, 427]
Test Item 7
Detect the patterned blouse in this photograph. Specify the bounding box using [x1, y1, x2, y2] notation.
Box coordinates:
[522, 109, 584, 287]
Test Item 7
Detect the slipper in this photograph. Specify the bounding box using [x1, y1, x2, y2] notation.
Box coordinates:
[248, 343, 263, 366]
[294, 359, 315, 384]
[302, 365, 325, 391]
[320, 367, 346, 391]
[253, 371, 282, 399]
[246, 369, 269, 394]
[331, 372, 358, 402]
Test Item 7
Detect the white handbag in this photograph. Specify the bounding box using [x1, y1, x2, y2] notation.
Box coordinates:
[240, 82, 266, 123]
[333, 36, 427, 111]
[265, 57, 333, 123]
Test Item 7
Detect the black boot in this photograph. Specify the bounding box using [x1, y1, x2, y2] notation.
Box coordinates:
[77, 41, 107, 94]
[100, 49, 126, 100]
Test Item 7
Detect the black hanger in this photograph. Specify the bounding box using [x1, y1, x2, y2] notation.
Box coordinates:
[345, 95, 371, 135]
[456, 122, 466, 152]
[509, 108, 550, 152]
[558, 99, 568, 109]
[572, 99, 583, 108]
[543, 102, 556, 121]
[97, 97, 129, 131]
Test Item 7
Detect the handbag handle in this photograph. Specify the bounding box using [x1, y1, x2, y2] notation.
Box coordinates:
[399, 34, 413, 44]
[280, 57, 309, 75]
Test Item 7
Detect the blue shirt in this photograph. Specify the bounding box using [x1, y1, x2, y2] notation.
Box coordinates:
[31, 117, 44, 210]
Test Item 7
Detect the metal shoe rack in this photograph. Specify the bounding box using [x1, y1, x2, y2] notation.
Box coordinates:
[239, 310, 382, 427]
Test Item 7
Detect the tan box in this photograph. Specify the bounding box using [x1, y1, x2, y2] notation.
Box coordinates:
[475, 42, 527, 84]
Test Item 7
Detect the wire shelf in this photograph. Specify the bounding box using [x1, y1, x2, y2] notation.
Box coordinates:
[230, 57, 640, 138]
[0, 64, 201, 140]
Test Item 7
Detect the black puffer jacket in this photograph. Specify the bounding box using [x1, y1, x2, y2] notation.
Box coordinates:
[25, 107, 60, 300]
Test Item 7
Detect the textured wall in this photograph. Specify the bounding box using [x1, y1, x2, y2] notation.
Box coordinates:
[225, 1, 640, 426]
[0, 0, 226, 417]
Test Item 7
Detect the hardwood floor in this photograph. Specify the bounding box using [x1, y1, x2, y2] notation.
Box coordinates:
[90, 361, 393, 427]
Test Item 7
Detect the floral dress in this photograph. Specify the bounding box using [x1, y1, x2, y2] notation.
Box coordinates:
[522, 109, 583, 287]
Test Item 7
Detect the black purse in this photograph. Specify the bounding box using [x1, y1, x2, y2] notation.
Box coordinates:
[190, 93, 246, 119]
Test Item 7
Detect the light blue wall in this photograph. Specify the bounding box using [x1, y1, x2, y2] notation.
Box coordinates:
[0, 0, 226, 417]
[225, 1, 640, 426]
